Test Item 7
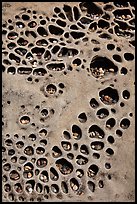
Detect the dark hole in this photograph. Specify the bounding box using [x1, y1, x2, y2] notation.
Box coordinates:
[80, 17, 92, 24]
[120, 102, 125, 107]
[72, 125, 82, 140]
[63, 131, 71, 140]
[2, 65, 5, 72]
[33, 68, 47, 76]
[124, 53, 134, 61]
[70, 24, 79, 30]
[36, 158, 48, 168]
[61, 181, 68, 193]
[129, 113, 133, 117]
[9, 53, 20, 63]
[7, 101, 11, 104]
[2, 30, 7, 35]
[88, 164, 99, 177]
[64, 32, 69, 38]
[49, 25, 64, 35]
[44, 50, 51, 61]
[40, 20, 46, 25]
[15, 48, 27, 56]
[7, 42, 16, 49]
[73, 143, 78, 150]
[99, 33, 112, 39]
[78, 112, 87, 123]
[106, 148, 114, 156]
[103, 4, 114, 11]
[28, 21, 37, 28]
[58, 83, 65, 89]
[91, 141, 104, 150]
[36, 147, 45, 155]
[31, 47, 45, 57]
[120, 118, 130, 129]
[39, 129, 47, 137]
[51, 184, 59, 193]
[67, 153, 74, 160]
[8, 25, 14, 30]
[51, 45, 60, 54]
[122, 90, 130, 99]
[79, 2, 103, 16]
[76, 155, 88, 165]
[47, 63, 65, 71]
[106, 118, 116, 129]
[8, 149, 15, 156]
[96, 108, 109, 119]
[58, 12, 66, 19]
[24, 146, 34, 156]
[73, 6, 81, 21]
[80, 144, 89, 155]
[89, 22, 97, 31]
[77, 22, 85, 29]
[46, 84, 57, 94]
[50, 167, 59, 181]
[99, 87, 119, 105]
[93, 47, 100, 52]
[7, 67, 16, 75]
[90, 98, 99, 109]
[52, 146, 62, 158]
[113, 54, 122, 63]
[105, 163, 111, 169]
[17, 38, 28, 46]
[98, 19, 109, 29]
[89, 125, 105, 139]
[87, 181, 95, 192]
[54, 7, 61, 13]
[37, 26, 48, 37]
[56, 19, 66, 27]
[16, 141, 24, 148]
[22, 14, 30, 21]
[107, 136, 115, 144]
[73, 58, 81, 66]
[70, 31, 85, 39]
[16, 21, 25, 28]
[40, 139, 47, 146]
[56, 158, 73, 175]
[114, 2, 129, 7]
[61, 141, 71, 151]
[111, 108, 116, 113]
[113, 8, 132, 20]
[93, 153, 100, 159]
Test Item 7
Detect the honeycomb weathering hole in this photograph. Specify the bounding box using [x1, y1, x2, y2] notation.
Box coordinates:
[2, 1, 134, 202]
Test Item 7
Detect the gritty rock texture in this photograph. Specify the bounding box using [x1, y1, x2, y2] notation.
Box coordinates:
[2, 2, 135, 202]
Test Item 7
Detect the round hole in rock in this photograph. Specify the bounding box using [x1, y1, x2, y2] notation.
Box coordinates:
[39, 170, 49, 182]
[46, 84, 57, 94]
[58, 83, 65, 89]
[76, 169, 84, 178]
[3, 163, 11, 171]
[56, 158, 73, 175]
[50, 167, 59, 181]
[67, 153, 74, 160]
[36, 183, 43, 193]
[72, 58, 82, 66]
[120, 67, 128, 75]
[39, 129, 47, 137]
[120, 118, 130, 129]
[19, 156, 27, 164]
[36, 147, 45, 155]
[87, 164, 99, 177]
[122, 90, 130, 99]
[98, 180, 104, 188]
[11, 156, 17, 163]
[39, 139, 47, 146]
[61, 141, 71, 151]
[8, 193, 15, 201]
[90, 98, 99, 109]
[22, 14, 30, 21]
[63, 131, 71, 140]
[76, 155, 88, 165]
[107, 135, 115, 144]
[107, 43, 115, 50]
[70, 178, 79, 192]
[120, 102, 125, 107]
[96, 108, 109, 119]
[41, 109, 48, 117]
[20, 116, 30, 125]
[7, 67, 16, 75]
[91, 141, 104, 150]
[80, 144, 89, 155]
[93, 152, 100, 159]
[73, 143, 78, 150]
[4, 184, 11, 192]
[14, 183, 23, 193]
[111, 108, 116, 113]
[16, 141, 24, 148]
[36, 158, 48, 168]
[106, 118, 116, 129]
[105, 163, 111, 169]
[72, 125, 82, 140]
[99, 87, 119, 105]
[40, 20, 46, 25]
[61, 181, 68, 194]
[87, 181, 95, 192]
[8, 149, 15, 156]
[52, 146, 62, 158]
[112, 54, 122, 63]
[24, 146, 34, 156]
[116, 129, 123, 137]
[10, 170, 20, 181]
[89, 125, 105, 139]
[78, 112, 87, 123]
[28, 134, 36, 141]
[124, 53, 134, 61]
[106, 148, 114, 156]
[5, 139, 13, 146]
[51, 184, 59, 194]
